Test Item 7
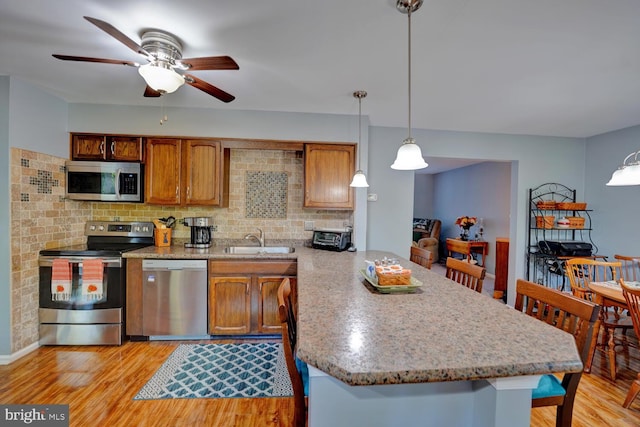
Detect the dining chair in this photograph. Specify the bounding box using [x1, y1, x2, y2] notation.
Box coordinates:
[446, 238, 476, 264]
[445, 257, 486, 293]
[515, 279, 600, 427]
[277, 278, 309, 427]
[410, 246, 433, 270]
[614, 254, 640, 282]
[564, 258, 632, 380]
[620, 279, 640, 408]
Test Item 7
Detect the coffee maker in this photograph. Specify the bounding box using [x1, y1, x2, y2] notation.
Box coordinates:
[183, 217, 214, 248]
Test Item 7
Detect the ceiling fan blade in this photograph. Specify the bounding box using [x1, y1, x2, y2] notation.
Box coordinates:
[143, 86, 162, 97]
[52, 54, 137, 66]
[179, 56, 239, 71]
[184, 74, 235, 103]
[83, 16, 149, 57]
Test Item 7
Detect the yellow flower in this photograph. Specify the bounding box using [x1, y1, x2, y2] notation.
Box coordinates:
[455, 216, 477, 229]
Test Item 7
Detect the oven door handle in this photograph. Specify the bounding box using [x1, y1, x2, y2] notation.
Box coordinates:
[39, 257, 121, 267]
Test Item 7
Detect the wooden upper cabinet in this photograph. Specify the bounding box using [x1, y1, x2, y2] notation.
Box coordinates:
[108, 136, 143, 162]
[182, 139, 225, 206]
[304, 143, 356, 209]
[71, 134, 143, 161]
[71, 134, 107, 160]
[145, 138, 229, 206]
[145, 138, 182, 205]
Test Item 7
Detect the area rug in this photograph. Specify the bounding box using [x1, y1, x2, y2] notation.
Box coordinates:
[134, 342, 293, 400]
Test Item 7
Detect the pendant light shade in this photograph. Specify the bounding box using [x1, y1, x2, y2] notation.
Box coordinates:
[138, 62, 185, 94]
[392, 0, 428, 171]
[391, 138, 429, 170]
[350, 90, 369, 187]
[606, 151, 640, 186]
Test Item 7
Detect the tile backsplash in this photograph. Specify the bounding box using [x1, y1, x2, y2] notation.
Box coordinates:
[91, 148, 352, 241]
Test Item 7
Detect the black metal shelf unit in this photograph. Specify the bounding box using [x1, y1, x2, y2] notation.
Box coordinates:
[526, 183, 597, 290]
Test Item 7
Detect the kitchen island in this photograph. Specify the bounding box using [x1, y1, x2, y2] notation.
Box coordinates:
[125, 246, 582, 427]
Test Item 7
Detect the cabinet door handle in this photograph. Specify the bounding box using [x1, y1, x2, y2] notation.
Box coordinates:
[187, 186, 190, 199]
[110, 141, 115, 156]
[175, 186, 179, 199]
[99, 141, 104, 154]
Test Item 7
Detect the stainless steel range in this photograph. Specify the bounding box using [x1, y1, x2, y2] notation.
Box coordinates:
[38, 221, 154, 345]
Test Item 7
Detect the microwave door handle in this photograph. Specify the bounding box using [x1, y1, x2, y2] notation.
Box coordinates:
[115, 168, 122, 199]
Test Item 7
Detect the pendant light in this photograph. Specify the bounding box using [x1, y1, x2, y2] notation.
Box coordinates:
[350, 90, 369, 187]
[606, 150, 640, 186]
[391, 0, 428, 171]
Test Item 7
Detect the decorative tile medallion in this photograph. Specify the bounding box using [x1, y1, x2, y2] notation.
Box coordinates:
[245, 171, 288, 218]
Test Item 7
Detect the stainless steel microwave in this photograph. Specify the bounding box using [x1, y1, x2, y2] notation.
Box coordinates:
[65, 160, 143, 202]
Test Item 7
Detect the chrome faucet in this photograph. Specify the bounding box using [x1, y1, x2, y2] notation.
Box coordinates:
[244, 228, 265, 247]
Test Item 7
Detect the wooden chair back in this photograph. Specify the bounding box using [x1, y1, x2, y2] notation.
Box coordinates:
[277, 278, 307, 427]
[620, 279, 640, 408]
[410, 246, 433, 270]
[614, 254, 640, 282]
[446, 238, 474, 263]
[564, 258, 622, 301]
[515, 279, 600, 427]
[445, 257, 486, 293]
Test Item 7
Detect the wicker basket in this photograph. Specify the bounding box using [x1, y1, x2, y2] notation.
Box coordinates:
[556, 202, 587, 210]
[375, 266, 412, 286]
[567, 216, 585, 229]
[536, 200, 557, 210]
[535, 215, 555, 229]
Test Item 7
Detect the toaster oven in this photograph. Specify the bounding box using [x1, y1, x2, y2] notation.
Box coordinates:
[312, 229, 352, 252]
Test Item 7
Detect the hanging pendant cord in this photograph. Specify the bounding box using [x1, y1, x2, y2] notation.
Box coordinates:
[358, 96, 362, 169]
[407, 7, 412, 140]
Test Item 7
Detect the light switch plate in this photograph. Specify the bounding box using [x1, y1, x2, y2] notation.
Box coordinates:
[367, 193, 378, 202]
[304, 221, 314, 231]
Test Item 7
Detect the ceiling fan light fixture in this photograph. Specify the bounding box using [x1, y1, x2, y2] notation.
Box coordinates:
[391, 137, 429, 170]
[138, 63, 185, 94]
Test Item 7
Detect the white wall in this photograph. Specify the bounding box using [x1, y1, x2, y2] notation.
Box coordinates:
[432, 161, 512, 272]
[367, 126, 586, 304]
[585, 125, 640, 258]
[9, 78, 68, 156]
[0, 76, 10, 354]
[413, 174, 434, 218]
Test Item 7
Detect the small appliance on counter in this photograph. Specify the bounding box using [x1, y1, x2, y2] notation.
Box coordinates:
[183, 217, 214, 248]
[312, 228, 352, 252]
[538, 240, 593, 257]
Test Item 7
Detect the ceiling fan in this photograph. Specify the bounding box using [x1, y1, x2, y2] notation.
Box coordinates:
[53, 16, 238, 103]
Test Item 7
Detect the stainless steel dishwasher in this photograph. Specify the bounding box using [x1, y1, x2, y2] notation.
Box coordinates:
[142, 259, 208, 337]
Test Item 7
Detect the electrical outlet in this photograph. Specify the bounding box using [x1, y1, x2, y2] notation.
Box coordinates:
[304, 221, 314, 231]
[211, 225, 218, 232]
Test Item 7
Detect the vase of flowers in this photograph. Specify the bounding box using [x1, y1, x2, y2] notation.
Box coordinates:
[455, 216, 477, 241]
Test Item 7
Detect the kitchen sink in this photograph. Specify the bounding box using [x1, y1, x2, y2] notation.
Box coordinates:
[223, 246, 295, 254]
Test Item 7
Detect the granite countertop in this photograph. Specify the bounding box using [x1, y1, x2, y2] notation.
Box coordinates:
[123, 244, 583, 386]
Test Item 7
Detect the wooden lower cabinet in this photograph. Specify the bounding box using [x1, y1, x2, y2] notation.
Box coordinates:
[209, 277, 252, 335]
[208, 260, 297, 335]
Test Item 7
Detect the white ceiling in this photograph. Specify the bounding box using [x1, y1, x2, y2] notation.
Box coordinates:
[2, 0, 640, 141]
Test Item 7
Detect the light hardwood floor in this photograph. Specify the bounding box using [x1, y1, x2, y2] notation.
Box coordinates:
[2, 335, 640, 426]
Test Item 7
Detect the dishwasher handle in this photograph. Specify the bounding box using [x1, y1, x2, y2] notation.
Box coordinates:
[142, 259, 207, 270]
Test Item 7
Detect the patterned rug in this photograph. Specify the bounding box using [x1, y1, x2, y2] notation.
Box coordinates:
[134, 342, 293, 399]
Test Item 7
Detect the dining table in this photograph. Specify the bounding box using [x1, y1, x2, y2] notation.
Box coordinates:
[588, 280, 638, 379]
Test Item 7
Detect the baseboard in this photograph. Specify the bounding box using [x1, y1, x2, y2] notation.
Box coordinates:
[0, 341, 40, 365]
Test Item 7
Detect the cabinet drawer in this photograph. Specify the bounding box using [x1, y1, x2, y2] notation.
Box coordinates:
[209, 260, 297, 276]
